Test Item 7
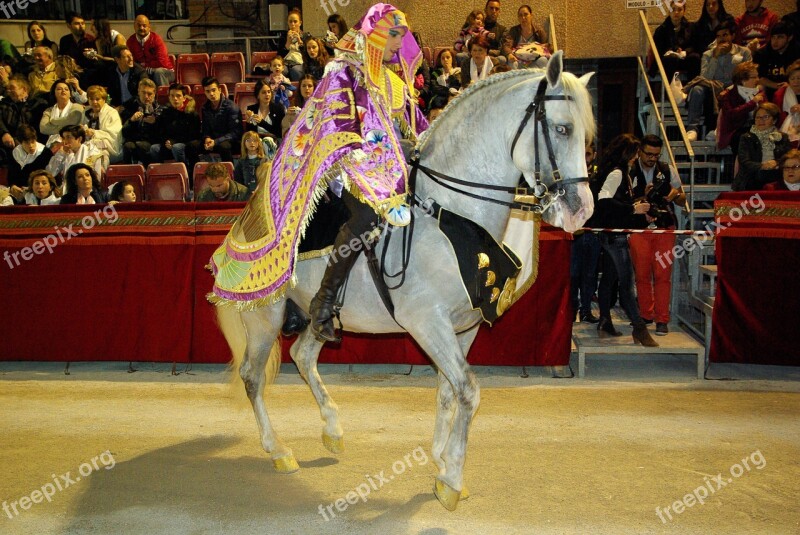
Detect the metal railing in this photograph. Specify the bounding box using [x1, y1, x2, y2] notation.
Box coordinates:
[637, 9, 696, 231]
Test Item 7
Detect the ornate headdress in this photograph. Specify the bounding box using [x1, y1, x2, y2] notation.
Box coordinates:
[336, 3, 421, 93]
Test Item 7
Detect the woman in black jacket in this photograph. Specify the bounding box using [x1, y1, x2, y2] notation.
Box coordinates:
[59, 163, 109, 204]
[733, 102, 791, 190]
[586, 134, 658, 347]
[244, 80, 285, 142]
[651, 2, 700, 80]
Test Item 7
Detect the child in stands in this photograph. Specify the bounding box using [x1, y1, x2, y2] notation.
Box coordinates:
[234, 131, 267, 193]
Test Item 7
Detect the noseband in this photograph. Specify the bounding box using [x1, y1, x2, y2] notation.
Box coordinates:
[409, 78, 588, 214]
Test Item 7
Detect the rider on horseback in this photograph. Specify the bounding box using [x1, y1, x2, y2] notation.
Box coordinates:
[305, 4, 428, 342]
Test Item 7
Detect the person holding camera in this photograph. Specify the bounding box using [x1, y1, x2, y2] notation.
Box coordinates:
[120, 78, 163, 165]
[629, 135, 687, 336]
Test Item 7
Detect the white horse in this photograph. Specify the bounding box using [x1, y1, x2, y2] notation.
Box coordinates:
[216, 51, 595, 511]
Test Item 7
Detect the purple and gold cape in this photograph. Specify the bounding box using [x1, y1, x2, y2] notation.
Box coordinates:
[209, 56, 428, 308]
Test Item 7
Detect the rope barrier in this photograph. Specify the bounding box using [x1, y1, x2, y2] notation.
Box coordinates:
[581, 228, 714, 235]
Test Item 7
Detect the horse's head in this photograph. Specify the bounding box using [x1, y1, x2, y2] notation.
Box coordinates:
[510, 51, 595, 233]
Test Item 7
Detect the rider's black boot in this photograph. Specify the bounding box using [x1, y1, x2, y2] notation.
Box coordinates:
[309, 223, 363, 342]
[281, 299, 309, 337]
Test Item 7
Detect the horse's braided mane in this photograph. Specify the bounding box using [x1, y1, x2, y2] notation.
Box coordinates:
[418, 66, 595, 151]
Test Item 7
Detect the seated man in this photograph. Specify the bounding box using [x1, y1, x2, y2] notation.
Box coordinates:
[7, 125, 52, 190]
[57, 12, 97, 72]
[126, 15, 175, 87]
[150, 83, 200, 164]
[0, 75, 49, 161]
[195, 162, 251, 202]
[753, 21, 800, 99]
[686, 20, 752, 141]
[189, 77, 242, 166]
[27, 46, 57, 96]
[735, 0, 780, 52]
[46, 124, 107, 187]
[120, 79, 163, 164]
[100, 45, 150, 109]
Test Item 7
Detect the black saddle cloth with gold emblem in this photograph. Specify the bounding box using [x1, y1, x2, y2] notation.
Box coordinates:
[437, 208, 522, 325]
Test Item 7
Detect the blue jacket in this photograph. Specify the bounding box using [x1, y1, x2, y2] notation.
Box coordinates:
[201, 98, 242, 146]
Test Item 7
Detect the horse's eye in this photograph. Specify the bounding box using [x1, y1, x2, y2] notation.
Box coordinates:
[554, 124, 570, 136]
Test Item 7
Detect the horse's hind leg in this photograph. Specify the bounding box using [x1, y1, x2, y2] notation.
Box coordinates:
[289, 328, 344, 453]
[407, 316, 480, 511]
[239, 306, 299, 473]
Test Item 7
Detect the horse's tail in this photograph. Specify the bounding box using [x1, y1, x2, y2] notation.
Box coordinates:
[216, 306, 282, 406]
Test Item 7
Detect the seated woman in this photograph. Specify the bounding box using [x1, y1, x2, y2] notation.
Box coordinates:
[430, 48, 461, 110]
[54, 55, 87, 104]
[20, 21, 59, 75]
[40, 79, 85, 149]
[91, 19, 126, 65]
[301, 37, 330, 81]
[244, 80, 285, 142]
[733, 102, 791, 190]
[59, 163, 109, 204]
[764, 149, 800, 190]
[109, 180, 137, 202]
[281, 75, 316, 136]
[718, 61, 765, 152]
[280, 8, 313, 82]
[10, 169, 61, 206]
[324, 14, 349, 54]
[82, 85, 123, 163]
[503, 4, 549, 69]
[691, 0, 735, 53]
[460, 36, 493, 88]
[651, 1, 700, 80]
[772, 60, 800, 145]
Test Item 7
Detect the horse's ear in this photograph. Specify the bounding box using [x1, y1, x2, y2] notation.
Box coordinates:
[578, 72, 595, 87]
[546, 50, 564, 88]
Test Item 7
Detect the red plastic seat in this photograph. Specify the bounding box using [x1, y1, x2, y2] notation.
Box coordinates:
[104, 164, 146, 201]
[146, 163, 189, 201]
[176, 53, 210, 86]
[193, 161, 235, 199]
[234, 82, 257, 110]
[211, 52, 245, 94]
[156, 85, 170, 106]
[421, 46, 432, 66]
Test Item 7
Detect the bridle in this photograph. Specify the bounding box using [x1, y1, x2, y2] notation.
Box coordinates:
[409, 77, 589, 214]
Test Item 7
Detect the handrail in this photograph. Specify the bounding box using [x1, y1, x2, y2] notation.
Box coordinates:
[638, 9, 694, 160]
[548, 14, 558, 52]
[638, 9, 696, 232]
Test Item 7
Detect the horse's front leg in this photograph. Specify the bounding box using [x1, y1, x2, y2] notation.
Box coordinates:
[239, 305, 299, 473]
[289, 328, 344, 453]
[406, 313, 480, 511]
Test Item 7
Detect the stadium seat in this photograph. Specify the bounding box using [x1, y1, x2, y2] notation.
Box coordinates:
[176, 53, 210, 86]
[193, 161, 235, 199]
[234, 82, 257, 110]
[211, 52, 245, 94]
[250, 51, 278, 78]
[156, 85, 170, 106]
[104, 164, 146, 201]
[146, 163, 189, 201]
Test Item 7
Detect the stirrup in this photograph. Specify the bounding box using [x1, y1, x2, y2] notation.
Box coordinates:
[385, 203, 411, 227]
[312, 304, 343, 343]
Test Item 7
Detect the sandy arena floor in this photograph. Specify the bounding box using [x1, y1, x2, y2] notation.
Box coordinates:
[1, 360, 799, 535]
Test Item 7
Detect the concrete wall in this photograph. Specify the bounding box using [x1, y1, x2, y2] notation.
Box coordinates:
[299, 0, 799, 59]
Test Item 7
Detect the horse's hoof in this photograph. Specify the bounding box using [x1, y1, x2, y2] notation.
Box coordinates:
[272, 454, 299, 473]
[434, 479, 460, 511]
[322, 432, 344, 454]
[460, 485, 470, 501]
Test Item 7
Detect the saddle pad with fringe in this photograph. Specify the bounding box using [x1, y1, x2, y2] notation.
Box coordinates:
[438, 208, 522, 325]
